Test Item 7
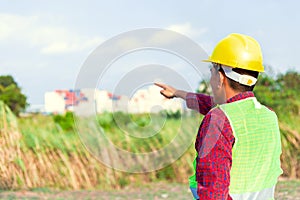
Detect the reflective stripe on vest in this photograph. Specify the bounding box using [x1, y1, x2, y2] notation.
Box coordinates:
[219, 97, 282, 197]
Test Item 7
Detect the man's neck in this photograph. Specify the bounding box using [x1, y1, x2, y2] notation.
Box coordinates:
[225, 88, 240, 102]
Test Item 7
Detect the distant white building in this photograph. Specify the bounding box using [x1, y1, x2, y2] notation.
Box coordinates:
[44, 86, 183, 114]
[44, 92, 66, 114]
[128, 86, 183, 113]
[44, 89, 88, 114]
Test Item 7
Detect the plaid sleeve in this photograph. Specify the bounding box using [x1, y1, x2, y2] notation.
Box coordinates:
[195, 108, 235, 200]
[186, 93, 214, 115]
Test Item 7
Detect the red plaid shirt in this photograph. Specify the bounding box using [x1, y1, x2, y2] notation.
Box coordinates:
[186, 92, 255, 200]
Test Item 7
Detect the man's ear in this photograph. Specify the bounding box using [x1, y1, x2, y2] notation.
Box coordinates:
[218, 71, 225, 88]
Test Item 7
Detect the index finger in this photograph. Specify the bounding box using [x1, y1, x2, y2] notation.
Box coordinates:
[154, 82, 166, 89]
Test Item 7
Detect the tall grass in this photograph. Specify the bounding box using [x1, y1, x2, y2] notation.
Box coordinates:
[278, 114, 300, 178]
[0, 110, 199, 189]
[0, 104, 299, 190]
[0, 101, 21, 189]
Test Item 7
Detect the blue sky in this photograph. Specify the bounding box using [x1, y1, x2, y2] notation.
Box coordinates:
[1, 0, 299, 105]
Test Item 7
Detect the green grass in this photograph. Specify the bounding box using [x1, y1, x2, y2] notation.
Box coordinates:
[7, 111, 300, 190]
[18, 115, 83, 154]
[10, 113, 200, 189]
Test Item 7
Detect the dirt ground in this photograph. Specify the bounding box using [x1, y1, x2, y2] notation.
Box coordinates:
[0, 180, 299, 200]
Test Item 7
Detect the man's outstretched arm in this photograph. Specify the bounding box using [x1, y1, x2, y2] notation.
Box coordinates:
[154, 82, 188, 99]
[155, 82, 214, 115]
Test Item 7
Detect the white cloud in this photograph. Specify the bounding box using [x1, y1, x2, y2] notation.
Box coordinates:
[0, 14, 104, 54]
[0, 14, 38, 39]
[41, 37, 104, 54]
[166, 22, 208, 38]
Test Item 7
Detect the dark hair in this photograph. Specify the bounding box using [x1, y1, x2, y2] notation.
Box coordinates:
[218, 66, 259, 92]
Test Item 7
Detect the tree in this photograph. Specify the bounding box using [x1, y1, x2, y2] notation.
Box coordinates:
[254, 70, 300, 116]
[0, 75, 28, 116]
[196, 79, 211, 94]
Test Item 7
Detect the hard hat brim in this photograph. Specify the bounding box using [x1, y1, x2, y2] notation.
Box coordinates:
[202, 59, 211, 63]
[202, 58, 264, 72]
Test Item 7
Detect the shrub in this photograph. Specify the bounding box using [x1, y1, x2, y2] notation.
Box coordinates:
[53, 112, 74, 131]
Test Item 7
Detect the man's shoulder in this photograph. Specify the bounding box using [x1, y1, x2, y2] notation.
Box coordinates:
[205, 106, 229, 124]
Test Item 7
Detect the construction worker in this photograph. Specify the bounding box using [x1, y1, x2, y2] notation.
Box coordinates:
[155, 33, 282, 200]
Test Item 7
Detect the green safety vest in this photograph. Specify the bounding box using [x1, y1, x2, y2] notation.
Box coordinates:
[189, 97, 282, 199]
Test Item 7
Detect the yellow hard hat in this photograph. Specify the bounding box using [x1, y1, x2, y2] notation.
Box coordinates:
[204, 33, 264, 72]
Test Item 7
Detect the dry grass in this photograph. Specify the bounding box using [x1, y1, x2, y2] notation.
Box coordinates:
[0, 102, 299, 190]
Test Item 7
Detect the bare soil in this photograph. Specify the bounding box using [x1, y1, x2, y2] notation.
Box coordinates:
[0, 180, 299, 200]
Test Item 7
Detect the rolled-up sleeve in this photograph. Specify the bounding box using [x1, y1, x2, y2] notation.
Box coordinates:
[186, 93, 214, 115]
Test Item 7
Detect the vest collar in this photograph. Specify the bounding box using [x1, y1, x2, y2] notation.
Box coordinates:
[226, 91, 255, 103]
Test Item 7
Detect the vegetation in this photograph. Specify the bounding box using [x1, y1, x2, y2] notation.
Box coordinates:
[0, 75, 27, 116]
[53, 111, 75, 131]
[0, 107, 198, 189]
[254, 71, 300, 178]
